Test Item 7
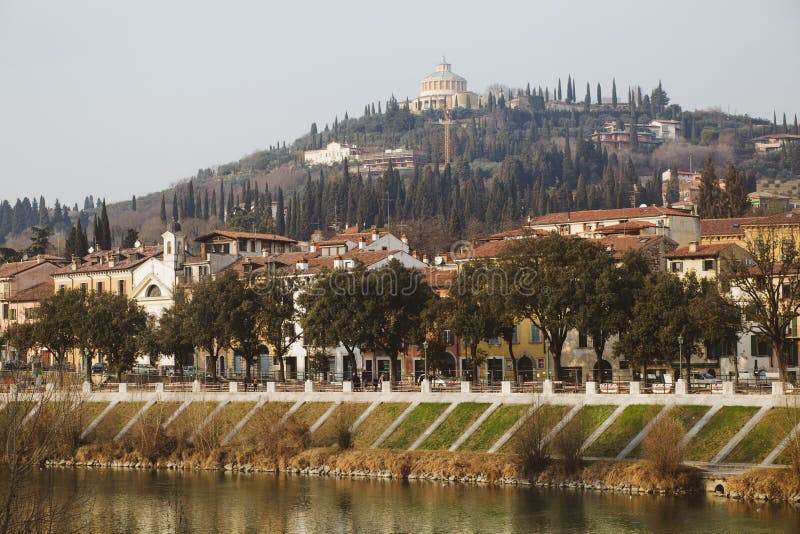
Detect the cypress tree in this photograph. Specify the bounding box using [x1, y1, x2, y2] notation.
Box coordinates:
[584, 82, 591, 112]
[92, 215, 100, 249]
[611, 78, 617, 107]
[172, 192, 179, 222]
[160, 194, 167, 223]
[782, 113, 788, 134]
[566, 75, 572, 102]
[276, 188, 285, 235]
[219, 181, 225, 222]
[98, 200, 111, 250]
[724, 164, 750, 217]
[596, 83, 602, 105]
[697, 156, 722, 218]
[574, 174, 588, 209]
[557, 79, 562, 101]
[187, 180, 195, 218]
[131, 195, 137, 211]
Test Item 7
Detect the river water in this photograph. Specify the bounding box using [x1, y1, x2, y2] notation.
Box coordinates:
[27, 468, 800, 533]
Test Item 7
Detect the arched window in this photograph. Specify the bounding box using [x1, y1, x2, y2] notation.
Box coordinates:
[146, 284, 162, 297]
[166, 241, 172, 254]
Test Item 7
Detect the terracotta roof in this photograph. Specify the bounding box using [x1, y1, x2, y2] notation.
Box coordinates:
[52, 246, 162, 275]
[700, 217, 764, 236]
[474, 228, 545, 242]
[8, 280, 54, 302]
[454, 240, 516, 260]
[665, 243, 742, 259]
[419, 268, 456, 290]
[195, 229, 297, 244]
[600, 235, 674, 258]
[743, 212, 800, 226]
[752, 134, 800, 141]
[0, 256, 65, 279]
[594, 221, 656, 235]
[279, 249, 403, 275]
[529, 206, 694, 225]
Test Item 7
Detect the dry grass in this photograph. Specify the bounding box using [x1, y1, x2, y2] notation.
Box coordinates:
[352, 403, 409, 448]
[577, 461, 703, 492]
[291, 402, 333, 428]
[311, 403, 368, 448]
[233, 401, 293, 446]
[728, 468, 800, 500]
[500, 405, 568, 453]
[553, 414, 584, 475]
[86, 402, 144, 443]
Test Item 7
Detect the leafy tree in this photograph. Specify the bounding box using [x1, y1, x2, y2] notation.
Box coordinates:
[83, 291, 148, 381]
[444, 260, 502, 381]
[2, 322, 36, 364]
[31, 289, 85, 384]
[187, 272, 238, 380]
[255, 274, 302, 381]
[299, 265, 370, 380]
[227, 282, 268, 384]
[121, 229, 139, 249]
[689, 278, 743, 384]
[144, 288, 195, 378]
[361, 259, 433, 382]
[722, 227, 800, 381]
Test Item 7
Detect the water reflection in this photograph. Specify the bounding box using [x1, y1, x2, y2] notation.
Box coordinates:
[31, 469, 800, 533]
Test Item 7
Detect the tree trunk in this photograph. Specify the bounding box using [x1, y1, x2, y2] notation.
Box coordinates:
[774, 341, 788, 382]
[389, 354, 398, 383]
[277, 355, 286, 382]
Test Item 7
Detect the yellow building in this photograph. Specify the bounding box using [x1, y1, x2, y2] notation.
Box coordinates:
[476, 318, 547, 382]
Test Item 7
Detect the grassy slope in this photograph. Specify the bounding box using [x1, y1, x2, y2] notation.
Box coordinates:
[77, 402, 110, 434]
[352, 403, 410, 449]
[419, 403, 490, 451]
[458, 404, 529, 452]
[209, 402, 257, 439]
[88, 402, 144, 442]
[311, 403, 370, 447]
[289, 402, 333, 428]
[382, 403, 449, 450]
[584, 404, 663, 458]
[629, 405, 710, 459]
[556, 404, 618, 443]
[233, 401, 294, 445]
[686, 406, 760, 462]
[726, 408, 800, 464]
[499, 404, 571, 453]
[166, 401, 217, 438]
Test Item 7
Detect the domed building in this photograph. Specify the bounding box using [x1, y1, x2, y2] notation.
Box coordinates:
[405, 58, 480, 114]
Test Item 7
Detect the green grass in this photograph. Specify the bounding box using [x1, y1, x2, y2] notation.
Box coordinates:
[167, 401, 216, 437]
[555, 404, 617, 444]
[382, 403, 449, 450]
[499, 404, 571, 453]
[311, 403, 370, 447]
[209, 402, 257, 439]
[726, 408, 800, 464]
[419, 403, 490, 451]
[87, 402, 144, 442]
[629, 405, 710, 459]
[686, 406, 760, 462]
[289, 402, 333, 428]
[0, 401, 38, 437]
[584, 404, 663, 458]
[352, 403, 409, 449]
[458, 404, 529, 452]
[233, 401, 294, 445]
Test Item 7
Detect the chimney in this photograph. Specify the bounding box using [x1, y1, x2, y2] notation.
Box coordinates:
[422, 254, 430, 264]
[371, 226, 379, 242]
[70, 255, 78, 270]
[688, 241, 698, 253]
[412, 249, 418, 259]
[333, 255, 345, 269]
[309, 242, 318, 253]
[401, 233, 408, 245]
[243, 257, 253, 274]
[359, 236, 366, 250]
[296, 257, 309, 271]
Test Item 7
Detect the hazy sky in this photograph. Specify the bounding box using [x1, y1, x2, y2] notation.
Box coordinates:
[1, 0, 798, 207]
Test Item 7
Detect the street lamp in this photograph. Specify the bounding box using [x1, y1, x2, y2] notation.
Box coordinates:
[422, 341, 429, 381]
[678, 335, 684, 381]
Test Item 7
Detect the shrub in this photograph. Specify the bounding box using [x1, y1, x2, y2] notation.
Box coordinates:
[642, 415, 686, 478]
[333, 411, 355, 450]
[512, 408, 551, 476]
[124, 404, 176, 461]
[553, 419, 584, 475]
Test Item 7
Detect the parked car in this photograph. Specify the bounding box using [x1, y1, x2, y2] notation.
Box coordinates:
[132, 363, 157, 375]
[168, 365, 196, 378]
[0, 360, 24, 371]
[91, 363, 108, 375]
[689, 372, 721, 385]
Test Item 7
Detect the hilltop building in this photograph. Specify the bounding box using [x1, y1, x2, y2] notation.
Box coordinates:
[303, 142, 361, 167]
[402, 58, 481, 114]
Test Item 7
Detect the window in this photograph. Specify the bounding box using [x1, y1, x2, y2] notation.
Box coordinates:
[96, 282, 103, 293]
[24, 308, 38, 320]
[671, 261, 683, 273]
[530, 324, 541, 343]
[1, 303, 7, 320]
[703, 259, 715, 271]
[80, 283, 88, 293]
[487, 337, 500, 346]
[537, 358, 545, 369]
[58, 284, 66, 293]
[750, 335, 771, 357]
[512, 325, 519, 344]
[578, 331, 588, 349]
[118, 280, 126, 295]
[441, 329, 453, 346]
[9, 308, 16, 321]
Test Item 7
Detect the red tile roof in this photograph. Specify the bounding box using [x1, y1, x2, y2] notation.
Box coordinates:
[700, 217, 764, 236]
[594, 221, 656, 235]
[195, 229, 297, 244]
[8, 280, 54, 302]
[665, 243, 742, 259]
[600, 235, 675, 258]
[529, 206, 694, 225]
[743, 212, 800, 226]
[0, 256, 64, 279]
[52, 246, 162, 275]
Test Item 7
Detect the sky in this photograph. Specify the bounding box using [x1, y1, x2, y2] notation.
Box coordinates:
[1, 0, 798, 207]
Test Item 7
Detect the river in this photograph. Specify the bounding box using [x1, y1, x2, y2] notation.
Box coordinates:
[22, 469, 800, 533]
